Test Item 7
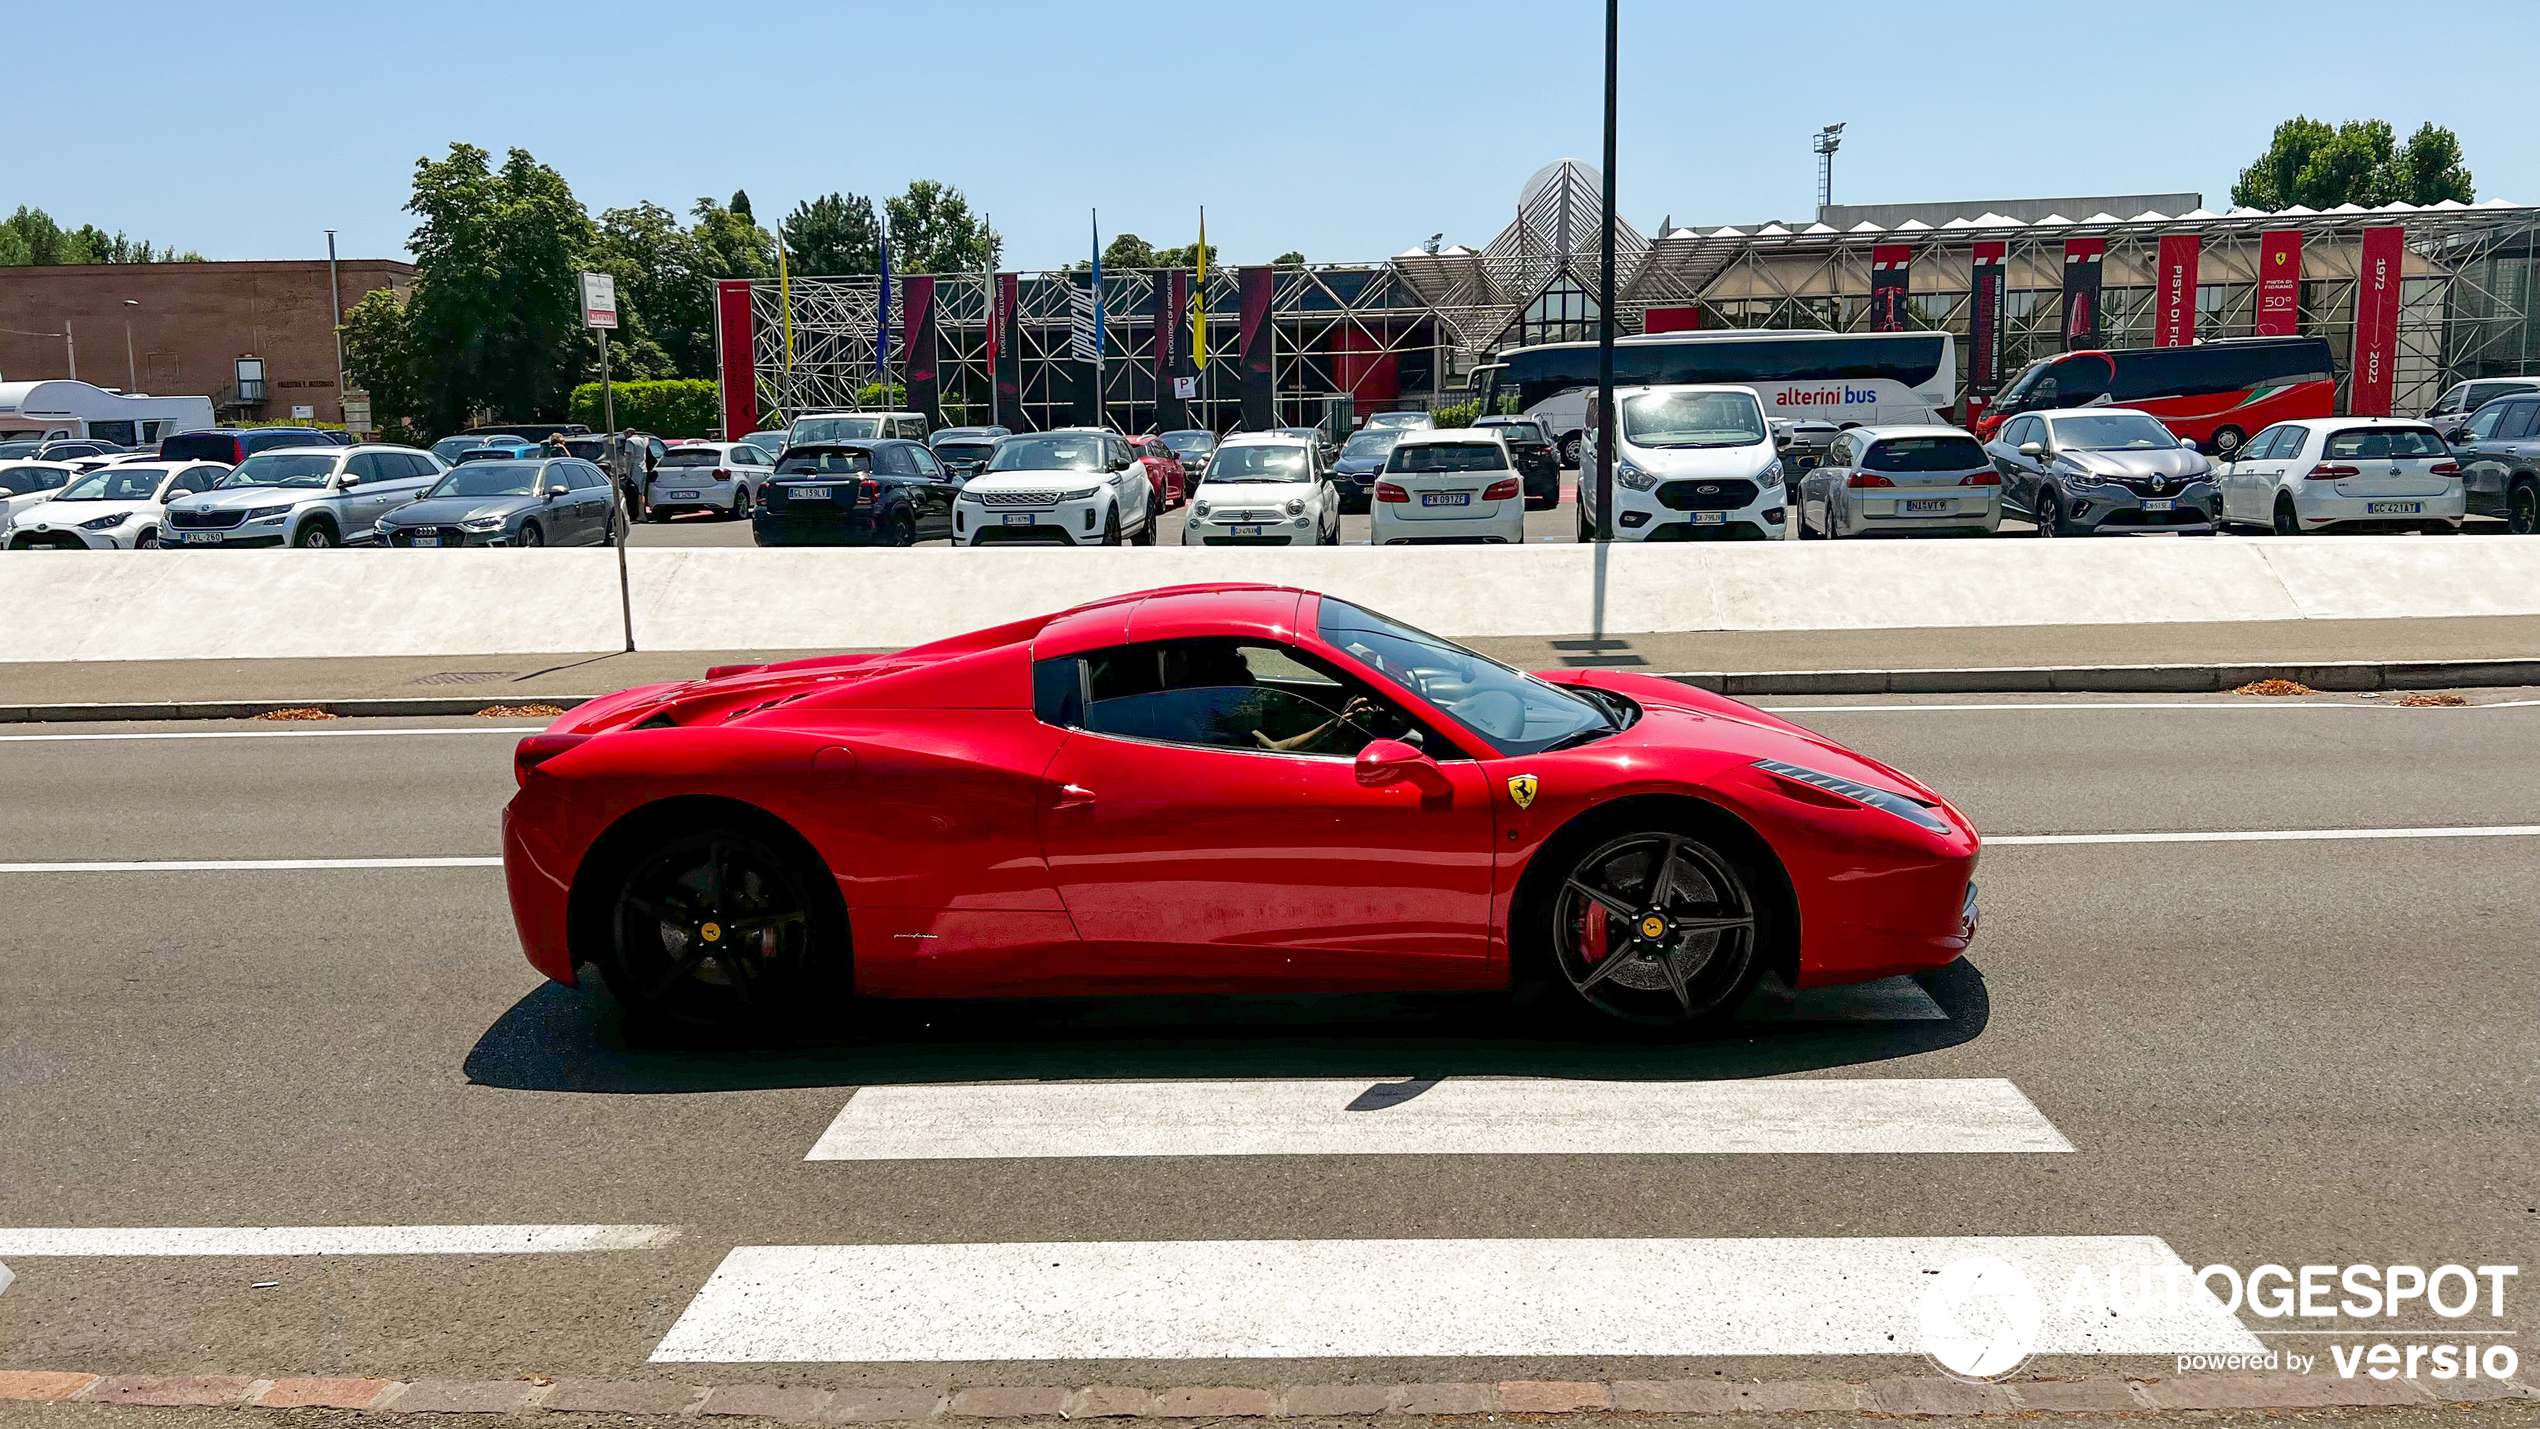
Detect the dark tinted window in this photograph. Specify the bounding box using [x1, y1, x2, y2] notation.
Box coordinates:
[2035, 353, 2115, 406]
[1501, 334, 1948, 412]
[2106, 340, 2336, 401]
[875, 444, 916, 476]
[1042, 638, 1436, 759]
[1862, 435, 1989, 471]
[1390, 442, 1508, 473]
[2461, 403, 2511, 441]
[777, 448, 873, 476]
[2486, 402, 2535, 441]
[567, 463, 608, 489]
[160, 433, 244, 463]
[2322, 426, 2448, 459]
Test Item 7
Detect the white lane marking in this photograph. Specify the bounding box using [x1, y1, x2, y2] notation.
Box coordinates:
[1759, 700, 2540, 713]
[652, 1236, 2258, 1362]
[0, 1225, 679, 1256]
[807, 1077, 2070, 1161]
[0, 726, 542, 744]
[0, 857, 503, 873]
[1992, 825, 2540, 846]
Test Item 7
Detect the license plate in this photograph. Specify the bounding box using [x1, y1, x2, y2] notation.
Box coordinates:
[2141, 498, 2175, 512]
[790, 486, 830, 500]
[1903, 498, 1951, 513]
[1232, 524, 1265, 537]
[178, 531, 221, 544]
[668, 490, 698, 500]
[1421, 491, 1471, 507]
[1691, 510, 1729, 524]
[411, 535, 440, 548]
[1001, 513, 1034, 527]
[2367, 501, 2422, 515]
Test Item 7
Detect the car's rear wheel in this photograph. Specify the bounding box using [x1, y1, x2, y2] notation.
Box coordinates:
[2210, 426, 2245, 459]
[602, 826, 826, 1037]
[2509, 479, 2539, 535]
[1548, 829, 1763, 1029]
[730, 488, 753, 522]
[2273, 493, 2302, 536]
[1559, 433, 1582, 469]
[888, 511, 917, 546]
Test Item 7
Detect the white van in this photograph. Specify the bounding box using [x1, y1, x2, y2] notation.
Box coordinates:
[0, 380, 215, 449]
[1575, 384, 1789, 542]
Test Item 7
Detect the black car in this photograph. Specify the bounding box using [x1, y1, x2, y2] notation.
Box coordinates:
[158, 427, 342, 464]
[1330, 428, 1405, 512]
[1472, 416, 1560, 508]
[752, 440, 958, 546]
[930, 425, 1008, 480]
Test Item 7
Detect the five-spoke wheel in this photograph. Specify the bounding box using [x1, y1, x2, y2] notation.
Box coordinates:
[1550, 830, 1761, 1027]
[605, 827, 820, 1034]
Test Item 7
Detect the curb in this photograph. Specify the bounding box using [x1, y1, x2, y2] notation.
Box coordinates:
[0, 1369, 2529, 1421]
[5, 654, 2538, 724]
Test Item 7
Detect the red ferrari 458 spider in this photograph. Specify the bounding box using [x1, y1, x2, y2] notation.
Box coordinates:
[503, 584, 1980, 1035]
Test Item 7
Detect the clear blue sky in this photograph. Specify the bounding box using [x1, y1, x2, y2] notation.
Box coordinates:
[17, 0, 2537, 271]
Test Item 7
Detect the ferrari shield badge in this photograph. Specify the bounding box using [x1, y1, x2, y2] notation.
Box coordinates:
[1507, 774, 1539, 810]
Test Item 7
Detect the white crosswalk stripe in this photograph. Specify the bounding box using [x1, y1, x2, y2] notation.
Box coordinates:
[652, 1236, 2261, 1363]
[808, 1076, 2072, 1160]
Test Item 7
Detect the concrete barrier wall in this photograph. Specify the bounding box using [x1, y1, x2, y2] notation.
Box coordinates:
[5, 537, 2540, 663]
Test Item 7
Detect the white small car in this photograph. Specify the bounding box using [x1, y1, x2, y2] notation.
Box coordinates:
[0, 461, 79, 531]
[1370, 428, 1528, 545]
[5, 461, 229, 549]
[646, 441, 775, 521]
[1180, 433, 1339, 546]
[953, 428, 1155, 546]
[1577, 385, 1787, 542]
[2213, 417, 2465, 535]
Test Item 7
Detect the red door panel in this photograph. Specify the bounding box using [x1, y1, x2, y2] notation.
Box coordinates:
[1034, 732, 1501, 994]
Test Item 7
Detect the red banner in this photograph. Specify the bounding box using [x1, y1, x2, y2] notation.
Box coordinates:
[1869, 244, 1912, 332]
[2154, 235, 2200, 348]
[1642, 306, 1700, 334]
[2062, 239, 2105, 349]
[715, 279, 757, 439]
[2351, 226, 2405, 417]
[1965, 241, 2008, 429]
[2256, 231, 2302, 337]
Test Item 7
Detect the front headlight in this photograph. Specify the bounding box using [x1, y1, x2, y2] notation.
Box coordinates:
[1193, 500, 1210, 517]
[458, 515, 506, 532]
[1057, 486, 1101, 501]
[1758, 459, 1785, 486]
[1616, 460, 1657, 491]
[243, 503, 293, 522]
[79, 512, 132, 530]
[1284, 497, 1306, 516]
[1753, 758, 1956, 837]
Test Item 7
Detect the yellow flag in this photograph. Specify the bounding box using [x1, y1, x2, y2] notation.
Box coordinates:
[1192, 207, 1209, 369]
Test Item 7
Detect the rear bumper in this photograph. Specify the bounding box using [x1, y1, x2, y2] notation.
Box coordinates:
[753, 508, 892, 544]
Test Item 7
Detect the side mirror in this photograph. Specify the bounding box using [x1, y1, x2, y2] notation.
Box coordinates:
[337, 472, 361, 487]
[2017, 441, 2044, 458]
[1355, 737, 1452, 801]
[546, 483, 570, 498]
[2451, 430, 2473, 445]
[1774, 430, 1793, 448]
[2184, 438, 2203, 454]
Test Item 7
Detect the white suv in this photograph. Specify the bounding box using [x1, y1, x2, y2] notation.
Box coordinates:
[954, 428, 1155, 546]
[785, 411, 931, 448]
[1370, 429, 1526, 545]
[1181, 433, 1338, 546]
[161, 444, 448, 548]
[1577, 385, 1787, 541]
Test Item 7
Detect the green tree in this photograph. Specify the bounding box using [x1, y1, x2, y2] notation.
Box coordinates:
[2231, 116, 2475, 209]
[0, 207, 198, 265]
[1153, 240, 1218, 271]
[583, 202, 686, 381]
[0, 225, 29, 266]
[782, 192, 882, 276]
[884, 180, 1001, 273]
[1272, 250, 1306, 267]
[1101, 233, 1157, 270]
[729, 189, 754, 220]
[339, 286, 424, 437]
[402, 142, 595, 434]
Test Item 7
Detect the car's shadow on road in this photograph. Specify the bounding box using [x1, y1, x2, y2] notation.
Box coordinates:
[463, 959, 1991, 1094]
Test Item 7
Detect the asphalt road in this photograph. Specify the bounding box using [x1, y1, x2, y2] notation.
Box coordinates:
[1, 694, 2534, 1388]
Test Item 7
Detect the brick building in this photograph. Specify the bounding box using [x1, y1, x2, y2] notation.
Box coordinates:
[0, 259, 411, 428]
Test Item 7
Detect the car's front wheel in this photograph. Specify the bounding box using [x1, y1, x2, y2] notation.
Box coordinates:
[294, 520, 338, 549]
[1547, 829, 1764, 1029]
[1100, 508, 1122, 546]
[602, 825, 829, 1038]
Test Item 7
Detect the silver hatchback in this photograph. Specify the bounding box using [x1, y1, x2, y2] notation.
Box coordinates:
[1797, 426, 2002, 538]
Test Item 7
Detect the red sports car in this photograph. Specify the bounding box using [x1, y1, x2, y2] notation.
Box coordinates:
[503, 585, 1980, 1035]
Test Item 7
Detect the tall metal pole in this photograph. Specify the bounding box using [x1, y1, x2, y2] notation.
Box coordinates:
[1593, 0, 1619, 541]
[123, 302, 138, 391]
[64, 321, 75, 382]
[602, 327, 632, 653]
[325, 229, 346, 423]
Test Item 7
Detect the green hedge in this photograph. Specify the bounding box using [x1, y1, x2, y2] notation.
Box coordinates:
[569, 378, 721, 438]
[1428, 399, 1480, 429]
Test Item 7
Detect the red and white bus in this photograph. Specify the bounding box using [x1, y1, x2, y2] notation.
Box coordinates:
[1979, 336, 2335, 457]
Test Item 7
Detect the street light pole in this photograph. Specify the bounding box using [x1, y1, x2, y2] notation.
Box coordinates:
[122, 300, 138, 391]
[325, 229, 346, 422]
[1593, 0, 1619, 541]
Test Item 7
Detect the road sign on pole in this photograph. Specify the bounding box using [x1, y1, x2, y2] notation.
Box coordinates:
[583, 273, 633, 653]
[581, 273, 619, 330]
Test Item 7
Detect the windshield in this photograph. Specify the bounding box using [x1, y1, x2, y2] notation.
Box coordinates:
[454, 447, 526, 464]
[792, 416, 883, 444]
[426, 463, 542, 497]
[1391, 442, 1506, 473]
[1366, 412, 1431, 429]
[60, 466, 171, 500]
[1863, 436, 1990, 471]
[1159, 431, 1215, 456]
[1318, 599, 1615, 755]
[0, 441, 40, 459]
[990, 434, 1105, 472]
[1340, 430, 1403, 461]
[429, 437, 486, 462]
[1481, 421, 1546, 442]
[1204, 445, 1310, 482]
[935, 442, 995, 463]
[2049, 414, 2178, 451]
[2323, 426, 2448, 459]
[658, 449, 728, 467]
[219, 453, 337, 488]
[776, 449, 873, 476]
[1620, 391, 1768, 449]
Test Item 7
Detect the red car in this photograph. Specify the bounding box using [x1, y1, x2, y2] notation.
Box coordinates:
[1129, 436, 1188, 510]
[503, 585, 1979, 1036]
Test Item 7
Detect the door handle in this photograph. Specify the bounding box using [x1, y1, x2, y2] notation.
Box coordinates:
[1052, 783, 1097, 810]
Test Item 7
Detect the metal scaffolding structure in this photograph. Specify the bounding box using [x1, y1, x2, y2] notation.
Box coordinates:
[734, 174, 2540, 433]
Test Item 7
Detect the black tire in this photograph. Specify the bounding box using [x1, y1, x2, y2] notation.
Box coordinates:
[599, 824, 834, 1038]
[1100, 508, 1122, 546]
[1574, 497, 1591, 543]
[520, 522, 545, 548]
[730, 488, 753, 522]
[2509, 480, 2540, 535]
[2034, 489, 2064, 538]
[1130, 508, 1157, 546]
[294, 520, 338, 549]
[888, 511, 918, 547]
[2272, 494, 2301, 536]
[2210, 426, 2246, 459]
[1795, 501, 1817, 539]
[134, 529, 159, 549]
[1559, 433, 1583, 469]
[1541, 827, 1767, 1030]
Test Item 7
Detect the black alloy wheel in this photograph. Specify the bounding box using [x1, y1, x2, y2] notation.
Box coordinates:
[2510, 481, 2540, 535]
[2273, 494, 2302, 536]
[604, 827, 819, 1034]
[889, 511, 918, 546]
[1100, 508, 1122, 546]
[1550, 830, 1762, 1028]
[2034, 490, 2063, 537]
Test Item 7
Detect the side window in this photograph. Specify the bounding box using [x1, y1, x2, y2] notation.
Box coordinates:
[2497, 401, 2540, 442]
[344, 453, 385, 483]
[173, 466, 221, 495]
[2460, 403, 2509, 441]
[910, 446, 944, 479]
[873, 445, 912, 476]
[1037, 638, 1446, 759]
[2430, 386, 2466, 416]
[737, 444, 769, 467]
[2238, 426, 2284, 461]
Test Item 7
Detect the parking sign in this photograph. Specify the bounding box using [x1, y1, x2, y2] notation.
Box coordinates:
[581, 273, 619, 329]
